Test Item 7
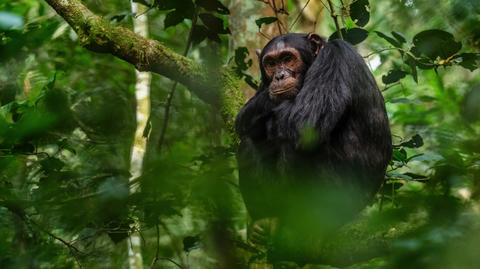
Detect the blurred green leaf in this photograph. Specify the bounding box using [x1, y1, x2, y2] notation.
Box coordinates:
[199, 13, 230, 34]
[191, 24, 209, 45]
[454, 53, 480, 71]
[392, 148, 408, 162]
[164, 10, 187, 28]
[392, 31, 407, 44]
[411, 29, 462, 60]
[461, 87, 480, 122]
[400, 134, 424, 148]
[196, 0, 229, 15]
[183, 235, 201, 252]
[382, 69, 407, 84]
[375, 31, 401, 48]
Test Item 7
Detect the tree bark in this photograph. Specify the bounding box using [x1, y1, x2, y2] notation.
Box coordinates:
[127, 2, 150, 269]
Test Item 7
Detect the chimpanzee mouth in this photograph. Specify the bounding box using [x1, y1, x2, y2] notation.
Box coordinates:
[271, 86, 297, 94]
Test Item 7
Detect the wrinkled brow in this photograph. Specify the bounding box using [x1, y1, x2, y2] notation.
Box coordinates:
[262, 47, 301, 63]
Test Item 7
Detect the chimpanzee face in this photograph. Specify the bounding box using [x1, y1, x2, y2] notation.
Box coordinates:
[262, 44, 305, 100]
[259, 33, 323, 102]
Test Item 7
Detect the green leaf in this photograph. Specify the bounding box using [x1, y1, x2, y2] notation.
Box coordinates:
[392, 148, 407, 162]
[0, 12, 24, 30]
[455, 53, 480, 71]
[234, 47, 251, 71]
[403, 172, 428, 181]
[155, 0, 195, 19]
[375, 31, 401, 48]
[164, 10, 186, 28]
[329, 28, 368, 45]
[196, 0, 230, 15]
[110, 13, 129, 23]
[400, 134, 424, 148]
[255, 17, 278, 28]
[389, 98, 412, 104]
[183, 235, 201, 252]
[191, 25, 208, 45]
[350, 0, 370, 27]
[382, 69, 407, 84]
[461, 87, 480, 123]
[155, 0, 194, 11]
[392, 31, 406, 44]
[199, 13, 229, 34]
[411, 29, 462, 60]
[40, 157, 65, 173]
[405, 54, 418, 83]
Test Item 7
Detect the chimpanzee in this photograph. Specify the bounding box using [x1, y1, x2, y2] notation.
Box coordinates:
[235, 33, 392, 264]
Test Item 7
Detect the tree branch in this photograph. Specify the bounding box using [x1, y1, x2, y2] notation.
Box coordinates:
[43, 0, 244, 123]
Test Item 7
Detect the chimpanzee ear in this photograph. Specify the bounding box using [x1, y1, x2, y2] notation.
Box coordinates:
[256, 49, 262, 58]
[307, 33, 323, 56]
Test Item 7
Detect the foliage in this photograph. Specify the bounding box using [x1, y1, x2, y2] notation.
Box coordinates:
[1, 0, 480, 269]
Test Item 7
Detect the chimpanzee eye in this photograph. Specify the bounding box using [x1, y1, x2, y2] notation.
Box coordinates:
[264, 59, 275, 68]
[282, 53, 293, 62]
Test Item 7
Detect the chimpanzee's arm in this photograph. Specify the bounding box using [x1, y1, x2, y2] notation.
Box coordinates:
[235, 86, 275, 141]
[274, 40, 373, 146]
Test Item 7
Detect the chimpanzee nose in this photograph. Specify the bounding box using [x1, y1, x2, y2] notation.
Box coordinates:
[275, 73, 285, 81]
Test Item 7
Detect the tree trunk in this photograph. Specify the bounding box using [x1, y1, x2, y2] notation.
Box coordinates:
[127, 2, 151, 269]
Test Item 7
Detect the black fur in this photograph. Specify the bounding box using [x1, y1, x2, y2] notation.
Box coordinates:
[235, 34, 392, 262]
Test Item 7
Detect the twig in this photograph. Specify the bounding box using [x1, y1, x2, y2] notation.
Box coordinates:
[327, 0, 343, 39]
[258, 30, 271, 40]
[158, 257, 185, 269]
[382, 81, 401, 92]
[150, 223, 161, 268]
[157, 11, 198, 153]
[29, 220, 84, 268]
[290, 0, 311, 30]
[363, 47, 399, 58]
[271, 0, 284, 34]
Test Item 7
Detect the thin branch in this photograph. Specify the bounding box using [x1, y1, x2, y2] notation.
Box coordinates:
[271, 0, 284, 34]
[290, 0, 312, 30]
[157, 11, 198, 153]
[363, 47, 399, 58]
[150, 223, 162, 268]
[327, 0, 343, 39]
[29, 219, 84, 268]
[157, 257, 185, 269]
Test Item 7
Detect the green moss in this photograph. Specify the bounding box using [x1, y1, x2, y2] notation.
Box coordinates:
[219, 69, 244, 145]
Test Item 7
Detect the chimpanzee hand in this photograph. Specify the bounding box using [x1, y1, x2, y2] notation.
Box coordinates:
[248, 217, 278, 249]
